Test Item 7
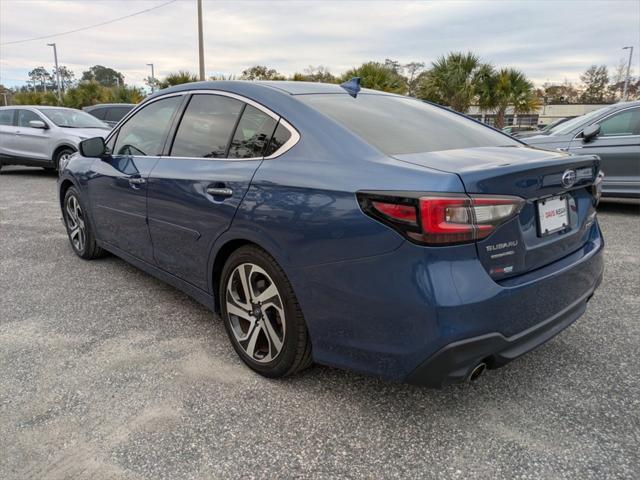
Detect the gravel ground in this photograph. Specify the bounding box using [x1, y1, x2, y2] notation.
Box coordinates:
[1, 165, 639, 480]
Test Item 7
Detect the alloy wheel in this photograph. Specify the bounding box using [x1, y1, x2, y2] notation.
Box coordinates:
[65, 195, 86, 253]
[225, 263, 286, 363]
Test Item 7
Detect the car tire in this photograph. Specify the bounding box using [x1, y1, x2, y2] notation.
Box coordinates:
[220, 245, 313, 378]
[62, 186, 105, 260]
[53, 147, 75, 172]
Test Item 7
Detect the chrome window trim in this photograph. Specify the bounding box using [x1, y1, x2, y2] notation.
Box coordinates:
[107, 89, 300, 161]
[572, 105, 640, 141]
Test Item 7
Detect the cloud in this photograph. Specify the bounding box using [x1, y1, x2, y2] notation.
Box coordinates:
[0, 0, 638, 88]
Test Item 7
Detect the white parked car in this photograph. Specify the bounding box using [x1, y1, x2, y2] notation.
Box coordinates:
[0, 106, 111, 171]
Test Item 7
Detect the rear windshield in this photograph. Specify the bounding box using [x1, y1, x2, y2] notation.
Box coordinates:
[299, 94, 518, 155]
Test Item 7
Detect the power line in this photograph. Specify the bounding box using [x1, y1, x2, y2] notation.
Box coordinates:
[0, 0, 179, 46]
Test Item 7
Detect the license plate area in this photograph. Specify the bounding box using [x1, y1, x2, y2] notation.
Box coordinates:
[537, 194, 569, 236]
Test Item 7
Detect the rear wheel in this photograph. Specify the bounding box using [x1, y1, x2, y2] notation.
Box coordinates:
[220, 246, 312, 378]
[63, 187, 105, 259]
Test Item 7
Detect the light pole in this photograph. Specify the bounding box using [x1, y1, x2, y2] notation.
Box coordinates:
[197, 0, 205, 81]
[622, 46, 634, 101]
[147, 63, 155, 92]
[47, 43, 62, 102]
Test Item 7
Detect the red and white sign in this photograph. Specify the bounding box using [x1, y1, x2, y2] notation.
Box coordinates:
[538, 195, 569, 235]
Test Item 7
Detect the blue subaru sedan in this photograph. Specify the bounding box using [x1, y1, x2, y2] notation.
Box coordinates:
[58, 80, 604, 386]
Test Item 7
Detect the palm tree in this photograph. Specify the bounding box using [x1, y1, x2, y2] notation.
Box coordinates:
[159, 71, 199, 89]
[340, 62, 406, 94]
[477, 68, 539, 129]
[417, 52, 484, 113]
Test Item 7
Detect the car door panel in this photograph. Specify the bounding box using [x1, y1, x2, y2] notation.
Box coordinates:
[146, 93, 279, 290]
[147, 159, 262, 289]
[89, 155, 159, 262]
[85, 95, 184, 263]
[0, 109, 17, 159]
[15, 110, 52, 162]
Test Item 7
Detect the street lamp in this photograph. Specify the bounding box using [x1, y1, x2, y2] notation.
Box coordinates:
[622, 46, 634, 101]
[197, 0, 205, 81]
[47, 43, 62, 102]
[147, 63, 155, 92]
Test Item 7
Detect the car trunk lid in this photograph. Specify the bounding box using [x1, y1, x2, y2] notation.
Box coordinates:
[393, 146, 601, 280]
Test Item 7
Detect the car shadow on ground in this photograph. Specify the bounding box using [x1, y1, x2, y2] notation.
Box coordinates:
[597, 198, 640, 215]
[0, 166, 58, 177]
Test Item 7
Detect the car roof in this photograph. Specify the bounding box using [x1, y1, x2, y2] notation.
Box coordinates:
[150, 80, 390, 99]
[84, 103, 135, 109]
[0, 105, 78, 110]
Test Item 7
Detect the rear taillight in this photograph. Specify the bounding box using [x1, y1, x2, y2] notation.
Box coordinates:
[358, 192, 524, 246]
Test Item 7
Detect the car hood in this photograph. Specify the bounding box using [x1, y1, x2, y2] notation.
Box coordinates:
[63, 127, 111, 139]
[521, 133, 572, 147]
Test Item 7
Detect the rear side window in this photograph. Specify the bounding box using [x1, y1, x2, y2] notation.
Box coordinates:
[228, 105, 278, 159]
[18, 110, 42, 127]
[88, 108, 107, 120]
[299, 94, 518, 155]
[0, 109, 15, 126]
[598, 108, 640, 136]
[105, 106, 132, 123]
[264, 123, 292, 157]
[171, 94, 243, 158]
[113, 96, 182, 156]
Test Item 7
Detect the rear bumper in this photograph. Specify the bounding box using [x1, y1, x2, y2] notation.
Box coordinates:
[290, 222, 604, 384]
[405, 277, 601, 387]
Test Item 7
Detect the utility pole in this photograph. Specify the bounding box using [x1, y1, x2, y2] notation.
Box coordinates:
[2, 92, 8, 106]
[197, 0, 205, 81]
[47, 43, 62, 102]
[147, 63, 156, 92]
[622, 46, 634, 101]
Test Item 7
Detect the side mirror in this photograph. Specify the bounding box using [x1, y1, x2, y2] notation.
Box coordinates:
[79, 137, 108, 158]
[582, 124, 600, 142]
[28, 120, 47, 129]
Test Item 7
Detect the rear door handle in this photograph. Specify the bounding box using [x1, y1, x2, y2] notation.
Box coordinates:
[206, 186, 233, 198]
[129, 177, 146, 186]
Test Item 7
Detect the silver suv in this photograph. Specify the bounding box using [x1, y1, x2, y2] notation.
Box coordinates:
[0, 106, 111, 171]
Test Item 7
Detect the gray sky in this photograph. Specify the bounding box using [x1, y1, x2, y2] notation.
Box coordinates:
[1, 0, 639, 89]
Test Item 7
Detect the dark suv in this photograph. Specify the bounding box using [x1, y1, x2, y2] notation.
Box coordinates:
[83, 103, 135, 128]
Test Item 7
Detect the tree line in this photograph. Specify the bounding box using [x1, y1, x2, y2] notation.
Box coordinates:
[3, 52, 637, 130]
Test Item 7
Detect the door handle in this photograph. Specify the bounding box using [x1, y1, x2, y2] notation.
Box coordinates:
[206, 186, 233, 198]
[128, 177, 146, 186]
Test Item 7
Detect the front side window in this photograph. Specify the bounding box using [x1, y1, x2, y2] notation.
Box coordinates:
[113, 96, 182, 156]
[171, 94, 243, 158]
[598, 108, 640, 137]
[0, 109, 16, 126]
[18, 110, 42, 127]
[228, 105, 278, 159]
[299, 94, 518, 155]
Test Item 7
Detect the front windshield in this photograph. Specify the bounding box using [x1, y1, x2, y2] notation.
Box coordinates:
[548, 106, 613, 136]
[40, 108, 108, 129]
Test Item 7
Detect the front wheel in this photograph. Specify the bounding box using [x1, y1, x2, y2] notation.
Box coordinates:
[220, 246, 312, 378]
[63, 187, 105, 259]
[54, 147, 75, 172]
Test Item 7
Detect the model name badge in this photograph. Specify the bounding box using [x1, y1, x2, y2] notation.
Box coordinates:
[486, 240, 518, 252]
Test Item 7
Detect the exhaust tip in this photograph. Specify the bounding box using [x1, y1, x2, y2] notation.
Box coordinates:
[468, 363, 487, 382]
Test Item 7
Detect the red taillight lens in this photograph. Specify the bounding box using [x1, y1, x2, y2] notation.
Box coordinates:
[358, 192, 524, 246]
[372, 201, 417, 224]
[416, 197, 475, 244]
